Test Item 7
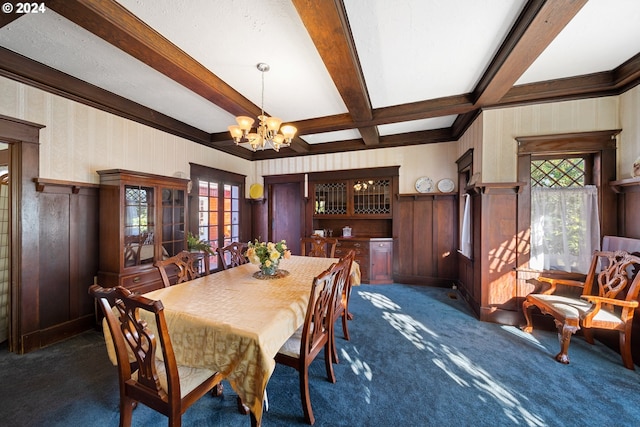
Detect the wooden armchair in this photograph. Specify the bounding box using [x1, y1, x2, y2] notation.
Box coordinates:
[274, 263, 338, 425]
[300, 235, 338, 258]
[522, 250, 640, 369]
[89, 285, 222, 427]
[155, 250, 204, 287]
[217, 241, 248, 270]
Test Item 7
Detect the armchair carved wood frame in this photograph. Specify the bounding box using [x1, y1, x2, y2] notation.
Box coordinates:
[522, 250, 640, 370]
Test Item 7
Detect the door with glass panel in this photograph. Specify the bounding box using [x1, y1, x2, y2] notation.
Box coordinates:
[198, 180, 241, 271]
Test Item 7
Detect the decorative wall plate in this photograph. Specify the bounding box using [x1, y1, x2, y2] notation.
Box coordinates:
[249, 183, 264, 199]
[437, 178, 455, 193]
[415, 176, 434, 193]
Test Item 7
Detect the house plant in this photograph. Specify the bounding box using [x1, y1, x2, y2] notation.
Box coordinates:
[187, 231, 215, 255]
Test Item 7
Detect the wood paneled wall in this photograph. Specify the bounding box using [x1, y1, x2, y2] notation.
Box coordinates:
[33, 180, 99, 349]
[394, 194, 457, 285]
[457, 183, 524, 325]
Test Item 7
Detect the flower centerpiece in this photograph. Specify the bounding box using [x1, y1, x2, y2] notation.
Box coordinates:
[246, 239, 291, 277]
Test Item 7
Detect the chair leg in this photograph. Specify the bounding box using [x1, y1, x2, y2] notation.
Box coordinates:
[521, 299, 535, 333]
[583, 328, 595, 345]
[325, 341, 336, 384]
[620, 327, 636, 370]
[168, 413, 182, 427]
[331, 323, 340, 365]
[299, 364, 315, 425]
[341, 311, 350, 341]
[119, 397, 136, 427]
[554, 319, 579, 364]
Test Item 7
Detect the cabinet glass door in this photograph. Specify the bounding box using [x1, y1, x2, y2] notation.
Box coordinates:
[124, 185, 155, 267]
[161, 187, 186, 259]
[314, 182, 347, 215]
[353, 179, 391, 215]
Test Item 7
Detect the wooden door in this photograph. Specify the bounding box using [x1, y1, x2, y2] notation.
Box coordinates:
[269, 182, 303, 255]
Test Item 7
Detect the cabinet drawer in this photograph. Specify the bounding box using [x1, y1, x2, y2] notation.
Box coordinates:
[335, 246, 368, 258]
[337, 240, 369, 248]
[336, 240, 369, 252]
[121, 269, 163, 293]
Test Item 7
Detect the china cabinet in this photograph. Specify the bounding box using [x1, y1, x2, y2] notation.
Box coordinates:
[97, 169, 189, 294]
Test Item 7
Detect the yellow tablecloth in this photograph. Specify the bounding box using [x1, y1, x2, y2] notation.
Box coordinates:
[139, 255, 360, 424]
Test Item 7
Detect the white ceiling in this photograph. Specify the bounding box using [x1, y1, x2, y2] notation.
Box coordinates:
[0, 0, 639, 154]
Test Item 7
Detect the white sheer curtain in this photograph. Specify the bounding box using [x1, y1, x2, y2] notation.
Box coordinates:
[460, 194, 472, 258]
[530, 185, 600, 273]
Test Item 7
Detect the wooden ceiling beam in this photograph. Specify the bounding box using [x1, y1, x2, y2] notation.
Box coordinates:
[473, 0, 588, 106]
[0, 9, 24, 28]
[612, 52, 640, 91]
[292, 0, 378, 144]
[281, 95, 475, 136]
[358, 126, 380, 146]
[45, 0, 260, 118]
[0, 46, 213, 146]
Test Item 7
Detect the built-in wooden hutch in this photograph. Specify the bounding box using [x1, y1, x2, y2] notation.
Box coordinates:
[308, 167, 398, 284]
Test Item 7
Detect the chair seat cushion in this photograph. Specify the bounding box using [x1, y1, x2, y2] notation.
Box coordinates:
[278, 326, 303, 358]
[527, 294, 590, 320]
[527, 294, 624, 329]
[132, 360, 217, 399]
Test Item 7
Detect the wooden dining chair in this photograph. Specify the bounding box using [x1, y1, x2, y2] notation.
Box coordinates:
[218, 241, 249, 270]
[329, 250, 355, 364]
[155, 250, 205, 287]
[274, 264, 338, 425]
[89, 284, 223, 427]
[300, 235, 338, 258]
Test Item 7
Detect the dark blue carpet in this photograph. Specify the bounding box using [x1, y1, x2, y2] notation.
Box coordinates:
[2, 284, 640, 426]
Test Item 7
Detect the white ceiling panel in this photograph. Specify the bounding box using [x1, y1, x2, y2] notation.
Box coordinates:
[517, 0, 640, 85]
[116, 0, 348, 123]
[344, 0, 527, 108]
[378, 116, 457, 136]
[302, 129, 362, 145]
[0, 10, 235, 133]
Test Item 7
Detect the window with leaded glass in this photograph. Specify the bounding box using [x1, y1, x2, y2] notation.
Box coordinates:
[531, 157, 586, 187]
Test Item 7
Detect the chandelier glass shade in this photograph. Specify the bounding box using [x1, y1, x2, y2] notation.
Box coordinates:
[228, 63, 297, 152]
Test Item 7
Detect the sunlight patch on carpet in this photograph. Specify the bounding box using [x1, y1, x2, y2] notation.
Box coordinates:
[500, 325, 547, 350]
[381, 311, 438, 349]
[357, 291, 401, 310]
[339, 346, 372, 403]
[358, 289, 548, 427]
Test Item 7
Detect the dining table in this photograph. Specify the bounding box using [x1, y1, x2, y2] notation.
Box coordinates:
[137, 255, 360, 426]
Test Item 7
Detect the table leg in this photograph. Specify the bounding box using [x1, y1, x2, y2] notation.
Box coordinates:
[250, 411, 260, 427]
[212, 383, 224, 397]
[237, 396, 250, 415]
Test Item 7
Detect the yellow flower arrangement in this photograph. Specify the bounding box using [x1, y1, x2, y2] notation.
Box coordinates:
[245, 239, 291, 274]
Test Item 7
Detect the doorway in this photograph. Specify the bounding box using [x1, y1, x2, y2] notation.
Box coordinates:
[0, 143, 8, 344]
[268, 181, 304, 255]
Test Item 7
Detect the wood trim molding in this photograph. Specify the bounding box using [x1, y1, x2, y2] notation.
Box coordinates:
[456, 148, 474, 171]
[466, 182, 526, 195]
[34, 178, 100, 193]
[516, 130, 620, 154]
[309, 166, 399, 181]
[610, 177, 640, 194]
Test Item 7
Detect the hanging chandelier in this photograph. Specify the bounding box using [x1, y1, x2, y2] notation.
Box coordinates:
[228, 63, 297, 152]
